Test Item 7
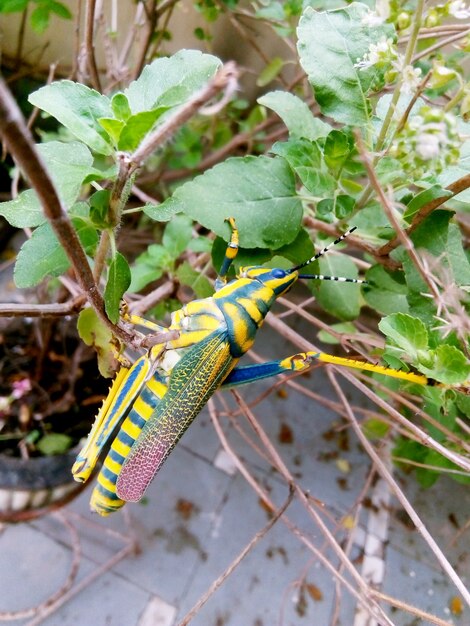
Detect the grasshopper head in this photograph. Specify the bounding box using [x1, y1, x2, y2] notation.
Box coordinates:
[239, 266, 299, 297]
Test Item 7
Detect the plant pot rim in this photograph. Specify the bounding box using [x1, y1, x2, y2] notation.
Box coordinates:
[0, 448, 79, 490]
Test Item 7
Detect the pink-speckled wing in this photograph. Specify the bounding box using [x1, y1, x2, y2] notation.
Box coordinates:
[116, 332, 235, 502]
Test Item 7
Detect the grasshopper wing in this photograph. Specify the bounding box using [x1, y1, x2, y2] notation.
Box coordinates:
[116, 331, 236, 502]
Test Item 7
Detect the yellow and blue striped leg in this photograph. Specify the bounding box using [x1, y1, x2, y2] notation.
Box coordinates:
[72, 354, 154, 482]
[90, 372, 168, 516]
[215, 217, 239, 291]
[222, 352, 430, 387]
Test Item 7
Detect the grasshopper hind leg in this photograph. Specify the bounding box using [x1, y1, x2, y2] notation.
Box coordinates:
[90, 374, 168, 516]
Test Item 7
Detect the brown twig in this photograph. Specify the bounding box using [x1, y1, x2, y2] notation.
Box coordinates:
[355, 130, 442, 302]
[133, 0, 158, 79]
[370, 590, 455, 626]
[178, 486, 295, 626]
[84, 0, 102, 91]
[412, 28, 470, 63]
[328, 369, 470, 608]
[70, 0, 83, 81]
[208, 396, 392, 623]
[303, 216, 401, 270]
[0, 299, 85, 318]
[0, 76, 136, 344]
[377, 172, 470, 256]
[229, 390, 394, 624]
[132, 62, 240, 169]
[394, 69, 432, 134]
[14, 7, 28, 71]
[105, 61, 240, 257]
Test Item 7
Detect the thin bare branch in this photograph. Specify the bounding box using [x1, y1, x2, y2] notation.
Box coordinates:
[0, 76, 135, 344]
[0, 300, 84, 318]
[328, 370, 470, 608]
[412, 28, 470, 63]
[378, 172, 470, 256]
[131, 62, 239, 169]
[355, 130, 442, 301]
[178, 486, 294, 626]
[84, 0, 102, 91]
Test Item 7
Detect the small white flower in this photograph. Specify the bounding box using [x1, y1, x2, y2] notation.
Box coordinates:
[401, 64, 423, 94]
[362, 11, 384, 26]
[449, 0, 470, 19]
[362, 0, 391, 25]
[415, 132, 442, 159]
[355, 37, 397, 70]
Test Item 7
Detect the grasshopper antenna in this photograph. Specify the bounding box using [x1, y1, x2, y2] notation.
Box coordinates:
[289, 227, 357, 273]
[290, 227, 366, 284]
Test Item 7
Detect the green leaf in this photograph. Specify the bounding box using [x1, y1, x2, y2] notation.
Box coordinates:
[438, 130, 470, 202]
[363, 265, 409, 315]
[129, 244, 170, 293]
[0, 141, 94, 227]
[30, 5, 50, 33]
[162, 214, 193, 259]
[403, 185, 452, 223]
[37, 433, 73, 455]
[256, 57, 285, 87]
[324, 130, 353, 173]
[272, 138, 336, 196]
[275, 227, 315, 266]
[77, 308, 114, 378]
[129, 265, 164, 294]
[0, 0, 29, 12]
[399, 212, 470, 325]
[363, 419, 390, 439]
[446, 222, 470, 286]
[111, 93, 132, 121]
[314, 254, 362, 321]
[334, 195, 355, 219]
[0, 190, 45, 228]
[297, 3, 395, 125]
[98, 118, 125, 144]
[142, 199, 184, 222]
[29, 81, 113, 155]
[117, 108, 168, 151]
[258, 91, 332, 140]
[176, 261, 213, 299]
[14, 215, 98, 288]
[124, 50, 221, 113]
[417, 345, 470, 385]
[47, 1, 72, 19]
[89, 189, 111, 228]
[378, 313, 429, 361]
[157, 155, 302, 249]
[104, 253, 131, 324]
[318, 321, 358, 344]
[455, 392, 470, 418]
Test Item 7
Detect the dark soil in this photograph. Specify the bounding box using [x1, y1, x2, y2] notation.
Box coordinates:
[0, 317, 109, 457]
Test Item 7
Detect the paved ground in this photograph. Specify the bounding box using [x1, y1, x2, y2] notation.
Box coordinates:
[0, 324, 468, 626]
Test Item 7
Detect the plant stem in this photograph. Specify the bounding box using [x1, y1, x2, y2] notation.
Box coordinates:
[0, 76, 134, 344]
[84, 0, 102, 91]
[356, 0, 425, 210]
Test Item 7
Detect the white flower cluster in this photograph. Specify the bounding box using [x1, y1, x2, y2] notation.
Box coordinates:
[449, 0, 470, 19]
[355, 37, 422, 94]
[355, 36, 397, 70]
[390, 107, 461, 176]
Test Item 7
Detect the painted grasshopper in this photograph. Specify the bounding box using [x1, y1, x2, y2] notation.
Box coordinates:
[73, 220, 429, 515]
